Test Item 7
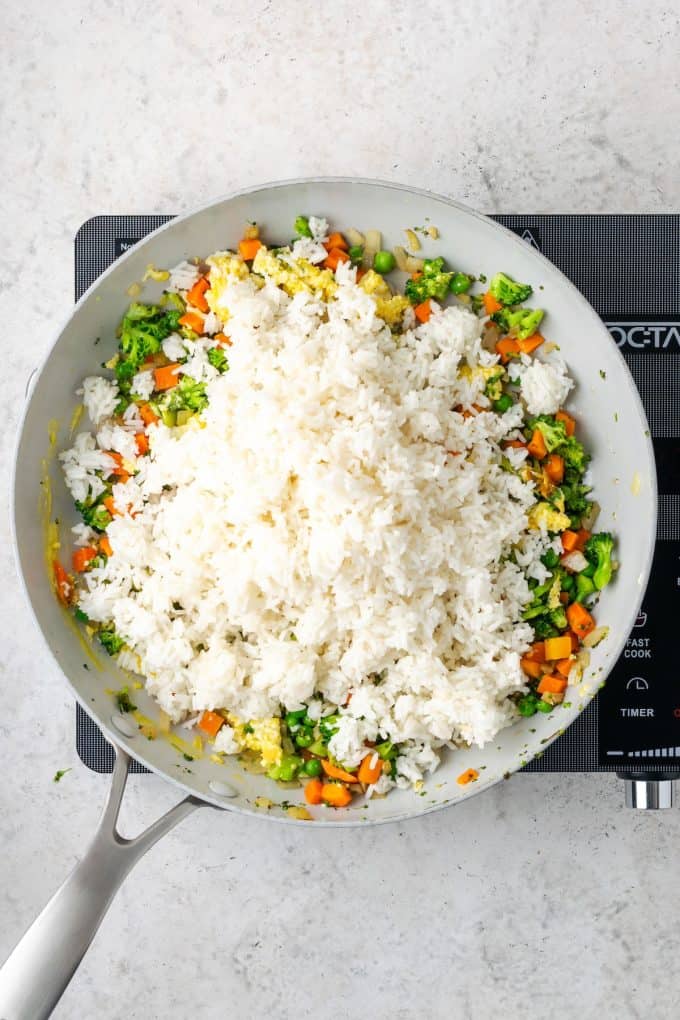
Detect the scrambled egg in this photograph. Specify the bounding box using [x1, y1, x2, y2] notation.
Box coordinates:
[252, 248, 337, 300]
[359, 269, 410, 327]
[226, 713, 282, 767]
[206, 252, 253, 321]
[528, 501, 571, 533]
[458, 364, 503, 399]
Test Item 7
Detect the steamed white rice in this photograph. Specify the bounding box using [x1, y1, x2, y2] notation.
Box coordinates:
[61, 258, 572, 783]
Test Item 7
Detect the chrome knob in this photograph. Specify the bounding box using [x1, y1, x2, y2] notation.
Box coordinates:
[624, 779, 674, 809]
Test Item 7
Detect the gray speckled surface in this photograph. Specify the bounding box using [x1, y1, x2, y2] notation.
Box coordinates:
[2, 3, 680, 1018]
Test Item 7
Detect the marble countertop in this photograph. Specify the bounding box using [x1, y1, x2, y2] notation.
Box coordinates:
[3, 2, 680, 1017]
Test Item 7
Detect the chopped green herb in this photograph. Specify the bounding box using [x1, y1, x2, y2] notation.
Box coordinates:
[53, 768, 72, 783]
[114, 687, 136, 714]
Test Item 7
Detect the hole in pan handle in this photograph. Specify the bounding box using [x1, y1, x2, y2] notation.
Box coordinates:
[0, 744, 208, 1020]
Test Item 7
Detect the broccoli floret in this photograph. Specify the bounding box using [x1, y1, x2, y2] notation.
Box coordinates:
[576, 572, 596, 602]
[532, 616, 559, 639]
[585, 532, 614, 590]
[100, 628, 125, 657]
[117, 302, 182, 375]
[528, 598, 567, 637]
[541, 547, 560, 569]
[560, 480, 593, 524]
[163, 376, 208, 414]
[528, 415, 568, 452]
[74, 498, 112, 533]
[522, 575, 556, 620]
[294, 215, 312, 238]
[207, 347, 229, 373]
[489, 272, 533, 306]
[560, 436, 590, 477]
[318, 713, 340, 743]
[492, 306, 545, 340]
[404, 257, 453, 304]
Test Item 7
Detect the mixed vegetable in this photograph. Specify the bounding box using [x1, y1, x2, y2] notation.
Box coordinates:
[53, 214, 617, 808]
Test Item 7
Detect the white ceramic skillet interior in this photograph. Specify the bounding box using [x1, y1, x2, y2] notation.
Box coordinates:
[14, 179, 656, 826]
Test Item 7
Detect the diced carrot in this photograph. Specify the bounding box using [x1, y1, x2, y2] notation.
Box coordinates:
[456, 768, 479, 786]
[411, 271, 423, 280]
[323, 247, 350, 272]
[517, 332, 545, 355]
[214, 332, 232, 346]
[178, 311, 204, 334]
[103, 496, 119, 517]
[106, 451, 129, 479]
[186, 276, 210, 313]
[134, 432, 149, 456]
[483, 291, 503, 315]
[566, 602, 596, 637]
[321, 782, 352, 807]
[521, 658, 543, 679]
[544, 635, 572, 661]
[356, 267, 367, 282]
[560, 591, 569, 604]
[544, 453, 565, 483]
[154, 363, 181, 391]
[556, 409, 576, 437]
[53, 560, 73, 605]
[495, 337, 519, 363]
[561, 529, 579, 553]
[357, 753, 382, 785]
[537, 674, 568, 695]
[556, 657, 574, 677]
[198, 710, 225, 738]
[503, 439, 527, 449]
[72, 546, 98, 573]
[99, 536, 113, 558]
[527, 428, 548, 460]
[324, 232, 348, 252]
[139, 403, 159, 426]
[304, 778, 324, 805]
[414, 299, 431, 323]
[525, 641, 546, 663]
[238, 238, 262, 261]
[321, 760, 359, 784]
[575, 528, 591, 551]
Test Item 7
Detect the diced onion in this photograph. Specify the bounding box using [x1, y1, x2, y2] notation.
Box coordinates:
[405, 228, 421, 252]
[561, 551, 589, 573]
[346, 227, 365, 247]
[583, 625, 609, 648]
[582, 501, 601, 531]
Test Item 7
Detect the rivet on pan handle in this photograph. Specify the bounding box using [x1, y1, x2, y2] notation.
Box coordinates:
[0, 745, 207, 1020]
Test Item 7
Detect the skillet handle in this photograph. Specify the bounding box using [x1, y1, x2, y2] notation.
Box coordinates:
[0, 745, 204, 1020]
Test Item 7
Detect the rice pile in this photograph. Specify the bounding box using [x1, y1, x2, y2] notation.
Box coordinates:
[63, 260, 572, 775]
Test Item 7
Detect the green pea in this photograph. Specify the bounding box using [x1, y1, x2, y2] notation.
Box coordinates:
[302, 758, 322, 777]
[536, 700, 554, 713]
[294, 215, 312, 238]
[450, 272, 472, 294]
[285, 709, 306, 731]
[373, 250, 396, 274]
[517, 695, 538, 717]
[348, 245, 364, 265]
[295, 731, 313, 748]
[494, 394, 513, 414]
